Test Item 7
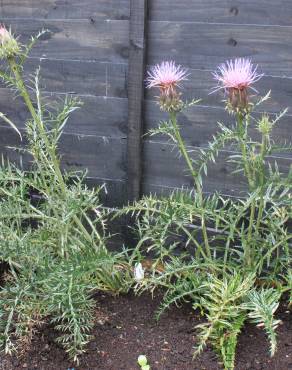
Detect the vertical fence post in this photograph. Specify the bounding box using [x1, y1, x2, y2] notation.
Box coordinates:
[126, 0, 148, 202]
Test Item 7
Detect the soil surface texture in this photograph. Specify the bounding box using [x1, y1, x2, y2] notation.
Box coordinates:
[1, 292, 291, 370]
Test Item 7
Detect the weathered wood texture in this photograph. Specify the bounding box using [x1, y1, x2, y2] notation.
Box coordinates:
[4, 19, 129, 62]
[0, 0, 291, 206]
[0, 0, 130, 20]
[127, 0, 148, 201]
[149, 1, 292, 25]
[147, 22, 292, 76]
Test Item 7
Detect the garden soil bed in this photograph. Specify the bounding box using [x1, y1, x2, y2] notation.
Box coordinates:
[1, 292, 291, 370]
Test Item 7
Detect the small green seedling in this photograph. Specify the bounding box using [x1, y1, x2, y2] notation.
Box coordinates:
[137, 354, 150, 370]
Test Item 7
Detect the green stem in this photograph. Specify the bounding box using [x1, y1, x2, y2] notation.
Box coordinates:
[237, 112, 253, 191]
[255, 133, 267, 234]
[169, 111, 211, 259]
[8, 57, 67, 195]
[246, 200, 256, 268]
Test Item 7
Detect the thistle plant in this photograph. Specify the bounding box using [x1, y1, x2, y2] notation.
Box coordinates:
[118, 58, 291, 369]
[0, 26, 131, 362]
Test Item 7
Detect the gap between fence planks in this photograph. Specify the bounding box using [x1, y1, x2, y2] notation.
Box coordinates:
[126, 0, 148, 202]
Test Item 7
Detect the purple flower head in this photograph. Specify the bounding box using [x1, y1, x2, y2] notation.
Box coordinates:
[146, 61, 188, 92]
[146, 61, 188, 112]
[212, 58, 263, 92]
[212, 58, 263, 111]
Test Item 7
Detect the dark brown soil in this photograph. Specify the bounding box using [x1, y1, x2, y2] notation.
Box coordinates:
[1, 292, 291, 370]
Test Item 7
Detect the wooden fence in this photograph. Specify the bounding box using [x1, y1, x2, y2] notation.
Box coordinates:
[0, 0, 291, 207]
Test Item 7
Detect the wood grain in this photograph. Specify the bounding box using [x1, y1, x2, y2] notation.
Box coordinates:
[143, 141, 292, 196]
[0, 0, 130, 20]
[0, 19, 129, 62]
[148, 22, 292, 77]
[149, 0, 292, 25]
[126, 0, 148, 201]
[19, 58, 128, 98]
[0, 126, 127, 180]
[0, 89, 128, 138]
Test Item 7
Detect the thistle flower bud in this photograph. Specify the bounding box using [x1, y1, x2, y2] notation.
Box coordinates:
[146, 61, 188, 112]
[258, 115, 273, 135]
[0, 25, 20, 59]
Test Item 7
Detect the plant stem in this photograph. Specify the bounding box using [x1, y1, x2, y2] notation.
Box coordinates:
[169, 111, 211, 259]
[7, 56, 95, 244]
[237, 112, 253, 191]
[8, 56, 67, 194]
[255, 133, 267, 234]
[246, 200, 255, 268]
[237, 111, 256, 268]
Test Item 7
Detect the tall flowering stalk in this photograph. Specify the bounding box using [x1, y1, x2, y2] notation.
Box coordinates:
[122, 58, 290, 370]
[146, 61, 211, 259]
[212, 58, 277, 268]
[212, 58, 264, 192]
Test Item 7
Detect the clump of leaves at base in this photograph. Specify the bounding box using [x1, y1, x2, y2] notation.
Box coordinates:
[194, 273, 281, 370]
[0, 28, 131, 363]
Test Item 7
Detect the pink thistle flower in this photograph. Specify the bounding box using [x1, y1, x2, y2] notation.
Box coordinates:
[146, 61, 188, 112]
[0, 25, 12, 45]
[212, 58, 263, 112]
[146, 61, 188, 93]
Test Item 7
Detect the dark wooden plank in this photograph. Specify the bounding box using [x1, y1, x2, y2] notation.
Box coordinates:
[59, 134, 126, 179]
[126, 0, 148, 201]
[107, 62, 128, 98]
[0, 126, 127, 180]
[149, 0, 292, 25]
[32, 58, 107, 96]
[1, 58, 128, 98]
[145, 101, 292, 152]
[143, 141, 292, 196]
[0, 19, 129, 62]
[0, 0, 130, 20]
[85, 177, 127, 207]
[0, 89, 128, 137]
[148, 22, 292, 77]
[145, 68, 292, 113]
